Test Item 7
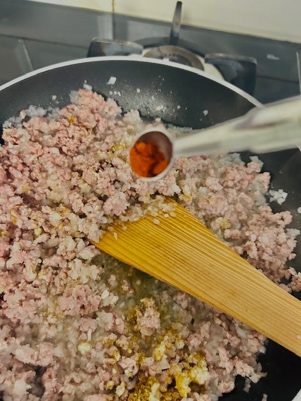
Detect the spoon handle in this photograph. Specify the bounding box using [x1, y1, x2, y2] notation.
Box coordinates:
[173, 96, 301, 157]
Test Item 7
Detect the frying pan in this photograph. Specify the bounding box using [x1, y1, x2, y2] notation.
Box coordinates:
[0, 56, 301, 401]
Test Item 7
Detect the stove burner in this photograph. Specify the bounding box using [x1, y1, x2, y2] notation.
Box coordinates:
[86, 1, 257, 95]
[143, 2, 203, 71]
[144, 45, 204, 70]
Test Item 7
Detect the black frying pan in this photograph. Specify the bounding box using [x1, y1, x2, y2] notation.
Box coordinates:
[0, 57, 301, 401]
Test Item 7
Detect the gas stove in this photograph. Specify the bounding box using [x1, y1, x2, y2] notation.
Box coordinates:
[0, 0, 300, 104]
[87, 2, 257, 96]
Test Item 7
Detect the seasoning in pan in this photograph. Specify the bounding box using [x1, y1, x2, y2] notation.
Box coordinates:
[129, 140, 169, 178]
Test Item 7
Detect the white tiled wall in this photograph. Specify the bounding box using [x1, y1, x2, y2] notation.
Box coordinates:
[29, 0, 301, 43]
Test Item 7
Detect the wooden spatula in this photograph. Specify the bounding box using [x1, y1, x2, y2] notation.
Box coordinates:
[91, 200, 301, 357]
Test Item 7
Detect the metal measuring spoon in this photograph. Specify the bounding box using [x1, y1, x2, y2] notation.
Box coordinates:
[130, 96, 301, 180]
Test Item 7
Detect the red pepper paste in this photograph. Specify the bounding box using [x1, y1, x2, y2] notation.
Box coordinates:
[129, 141, 169, 178]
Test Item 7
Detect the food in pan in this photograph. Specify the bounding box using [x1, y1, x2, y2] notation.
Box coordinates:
[0, 88, 300, 401]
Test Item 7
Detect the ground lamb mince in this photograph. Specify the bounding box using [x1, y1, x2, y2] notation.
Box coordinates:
[0, 88, 300, 401]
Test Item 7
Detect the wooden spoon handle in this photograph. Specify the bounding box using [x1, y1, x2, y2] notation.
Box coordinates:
[92, 202, 301, 356]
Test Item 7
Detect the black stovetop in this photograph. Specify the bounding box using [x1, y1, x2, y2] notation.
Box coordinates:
[0, 0, 301, 104]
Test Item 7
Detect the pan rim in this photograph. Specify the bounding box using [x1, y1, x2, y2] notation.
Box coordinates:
[0, 55, 262, 107]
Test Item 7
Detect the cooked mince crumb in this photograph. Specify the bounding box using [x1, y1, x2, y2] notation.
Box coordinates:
[0, 88, 300, 401]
